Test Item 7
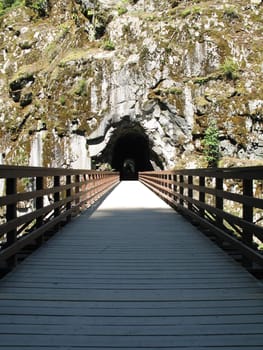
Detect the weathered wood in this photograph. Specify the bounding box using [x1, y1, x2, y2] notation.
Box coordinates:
[0, 182, 262, 349]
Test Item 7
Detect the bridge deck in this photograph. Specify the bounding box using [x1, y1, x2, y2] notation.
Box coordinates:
[0, 181, 262, 349]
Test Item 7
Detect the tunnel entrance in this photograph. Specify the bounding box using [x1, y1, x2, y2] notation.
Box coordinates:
[91, 121, 163, 180]
[112, 131, 153, 180]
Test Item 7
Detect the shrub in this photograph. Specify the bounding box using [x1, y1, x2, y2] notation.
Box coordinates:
[223, 6, 239, 20]
[169, 87, 183, 95]
[74, 80, 87, 96]
[0, 2, 4, 15]
[59, 95, 66, 106]
[220, 57, 239, 80]
[25, 0, 49, 17]
[103, 40, 115, 51]
[117, 6, 127, 15]
[0, 0, 23, 15]
[1, 0, 16, 8]
[181, 8, 191, 18]
[202, 120, 220, 167]
[181, 6, 201, 18]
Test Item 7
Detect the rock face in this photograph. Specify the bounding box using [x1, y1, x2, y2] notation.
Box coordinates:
[0, 0, 262, 171]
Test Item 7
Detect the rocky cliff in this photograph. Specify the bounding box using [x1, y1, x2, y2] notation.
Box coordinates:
[0, 0, 262, 170]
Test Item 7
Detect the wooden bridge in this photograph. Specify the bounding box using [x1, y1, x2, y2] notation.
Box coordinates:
[0, 165, 263, 349]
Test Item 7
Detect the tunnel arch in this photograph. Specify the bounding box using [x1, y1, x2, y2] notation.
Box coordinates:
[91, 121, 163, 180]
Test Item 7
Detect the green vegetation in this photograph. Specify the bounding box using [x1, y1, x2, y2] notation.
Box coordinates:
[59, 95, 66, 106]
[59, 22, 70, 38]
[223, 6, 239, 20]
[102, 40, 115, 51]
[139, 45, 150, 61]
[168, 87, 183, 95]
[74, 79, 87, 97]
[0, 0, 23, 15]
[117, 0, 128, 15]
[202, 120, 220, 168]
[193, 72, 222, 85]
[220, 57, 239, 80]
[181, 8, 191, 18]
[117, 6, 128, 15]
[0, 0, 48, 16]
[181, 6, 201, 18]
[25, 0, 48, 17]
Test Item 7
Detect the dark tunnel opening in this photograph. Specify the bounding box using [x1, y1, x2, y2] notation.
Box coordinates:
[90, 121, 164, 180]
[112, 132, 154, 180]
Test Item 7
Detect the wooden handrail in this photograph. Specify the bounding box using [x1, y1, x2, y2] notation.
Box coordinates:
[139, 167, 263, 269]
[0, 165, 119, 272]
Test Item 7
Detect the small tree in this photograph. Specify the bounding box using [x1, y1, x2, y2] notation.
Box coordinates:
[202, 120, 220, 167]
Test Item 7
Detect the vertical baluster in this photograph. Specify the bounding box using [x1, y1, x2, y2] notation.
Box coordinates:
[216, 177, 223, 227]
[54, 175, 60, 218]
[36, 176, 44, 227]
[36, 176, 44, 245]
[6, 177, 17, 265]
[75, 174, 80, 210]
[188, 175, 193, 211]
[85, 174, 90, 206]
[168, 173, 172, 202]
[242, 178, 253, 267]
[66, 175, 71, 222]
[173, 174, 178, 205]
[180, 175, 184, 207]
[199, 176, 205, 218]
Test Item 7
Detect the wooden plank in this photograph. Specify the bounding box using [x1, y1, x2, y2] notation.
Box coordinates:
[0, 334, 263, 347]
[2, 314, 263, 326]
[0, 305, 262, 317]
[1, 348, 263, 350]
[1, 323, 263, 336]
[1, 298, 262, 309]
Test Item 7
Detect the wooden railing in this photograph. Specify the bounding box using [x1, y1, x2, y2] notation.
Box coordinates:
[0, 165, 119, 272]
[139, 167, 263, 269]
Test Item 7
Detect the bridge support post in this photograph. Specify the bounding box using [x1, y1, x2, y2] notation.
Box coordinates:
[216, 177, 223, 227]
[188, 175, 193, 211]
[199, 176, 205, 218]
[36, 176, 44, 245]
[242, 178, 253, 267]
[54, 175, 60, 230]
[75, 174, 80, 212]
[66, 175, 71, 222]
[168, 174, 172, 202]
[173, 174, 177, 206]
[179, 175, 184, 207]
[6, 177, 17, 267]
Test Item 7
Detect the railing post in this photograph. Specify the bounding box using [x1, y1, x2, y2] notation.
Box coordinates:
[6, 177, 17, 267]
[199, 176, 205, 218]
[179, 175, 184, 207]
[36, 176, 44, 245]
[242, 178, 253, 267]
[66, 175, 71, 222]
[168, 173, 172, 201]
[216, 177, 223, 227]
[173, 174, 177, 204]
[75, 174, 80, 210]
[54, 175, 60, 218]
[188, 175, 193, 211]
